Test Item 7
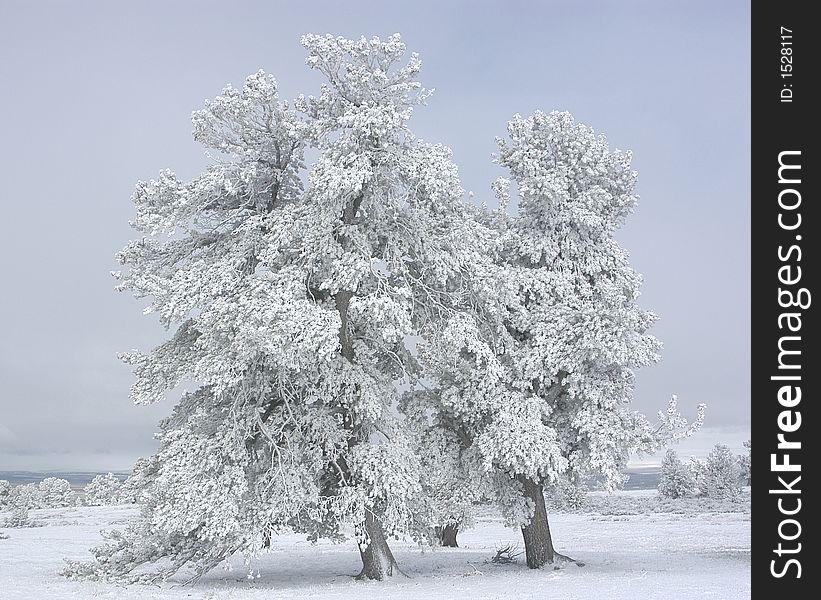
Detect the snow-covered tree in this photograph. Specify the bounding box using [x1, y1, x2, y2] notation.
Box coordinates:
[3, 505, 34, 528]
[0, 480, 10, 508]
[289, 32, 484, 578]
[7, 483, 39, 510]
[118, 457, 151, 504]
[544, 476, 587, 512]
[3, 479, 73, 509]
[417, 111, 704, 569]
[37, 477, 74, 508]
[67, 33, 483, 584]
[658, 449, 693, 499]
[738, 439, 751, 486]
[702, 444, 740, 499]
[83, 473, 122, 506]
[688, 456, 707, 495]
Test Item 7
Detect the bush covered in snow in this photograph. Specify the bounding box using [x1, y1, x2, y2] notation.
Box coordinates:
[83, 473, 123, 506]
[0, 478, 77, 509]
[686, 444, 742, 499]
[585, 488, 750, 516]
[0, 480, 10, 508]
[702, 444, 741, 499]
[545, 477, 587, 512]
[738, 440, 751, 486]
[7, 483, 40, 509]
[688, 456, 707, 495]
[2, 505, 40, 528]
[37, 477, 75, 508]
[658, 449, 693, 499]
[656, 441, 746, 501]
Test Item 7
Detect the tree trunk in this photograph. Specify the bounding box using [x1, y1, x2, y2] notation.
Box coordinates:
[519, 476, 554, 568]
[518, 476, 578, 569]
[335, 192, 402, 580]
[435, 523, 459, 547]
[356, 509, 401, 580]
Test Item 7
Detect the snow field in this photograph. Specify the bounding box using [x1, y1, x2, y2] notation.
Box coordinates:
[0, 491, 749, 600]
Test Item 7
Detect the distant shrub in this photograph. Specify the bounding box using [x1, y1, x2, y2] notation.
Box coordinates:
[0, 480, 10, 508]
[545, 476, 587, 511]
[7, 483, 40, 509]
[738, 440, 751, 487]
[2, 505, 39, 528]
[702, 444, 741, 499]
[84, 473, 123, 506]
[1, 478, 76, 509]
[658, 449, 693, 499]
[585, 488, 750, 516]
[688, 456, 707, 496]
[38, 478, 75, 508]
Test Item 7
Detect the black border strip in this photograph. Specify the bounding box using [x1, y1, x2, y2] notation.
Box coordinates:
[752, 1, 816, 596]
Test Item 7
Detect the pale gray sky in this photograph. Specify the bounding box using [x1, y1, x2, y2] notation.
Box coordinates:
[0, 0, 750, 470]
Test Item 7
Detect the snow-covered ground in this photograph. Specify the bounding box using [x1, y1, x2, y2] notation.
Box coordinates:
[0, 491, 750, 599]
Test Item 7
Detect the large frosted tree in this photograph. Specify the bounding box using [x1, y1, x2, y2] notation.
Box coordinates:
[66, 34, 482, 583]
[291, 33, 483, 578]
[416, 111, 703, 568]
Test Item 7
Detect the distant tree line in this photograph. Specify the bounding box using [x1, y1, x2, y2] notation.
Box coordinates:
[658, 441, 751, 500]
[0, 461, 150, 528]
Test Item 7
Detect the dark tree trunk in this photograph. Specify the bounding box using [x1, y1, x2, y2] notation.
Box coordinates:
[518, 476, 578, 569]
[435, 523, 459, 547]
[356, 510, 401, 580]
[519, 476, 554, 568]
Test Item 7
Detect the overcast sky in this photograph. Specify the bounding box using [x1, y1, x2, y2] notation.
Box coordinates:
[0, 0, 750, 471]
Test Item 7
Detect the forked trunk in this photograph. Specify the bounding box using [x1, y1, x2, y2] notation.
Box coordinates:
[357, 509, 401, 580]
[435, 523, 460, 547]
[518, 476, 578, 569]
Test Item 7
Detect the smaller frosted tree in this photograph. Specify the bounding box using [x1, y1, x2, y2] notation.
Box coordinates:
[3, 505, 34, 528]
[544, 476, 587, 512]
[0, 480, 10, 508]
[689, 456, 707, 496]
[84, 474, 123, 506]
[703, 444, 741, 499]
[7, 483, 40, 509]
[38, 478, 75, 508]
[417, 110, 705, 569]
[738, 440, 751, 486]
[658, 449, 693, 499]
